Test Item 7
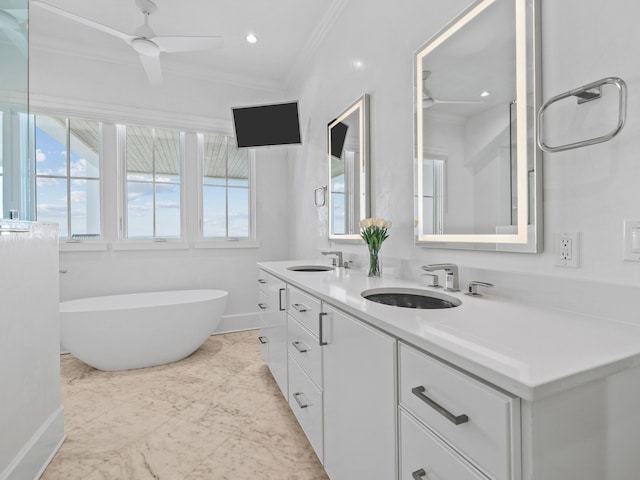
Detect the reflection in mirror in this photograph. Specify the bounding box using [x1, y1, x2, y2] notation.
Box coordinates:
[328, 94, 369, 240]
[414, 0, 541, 252]
[1, 1, 30, 220]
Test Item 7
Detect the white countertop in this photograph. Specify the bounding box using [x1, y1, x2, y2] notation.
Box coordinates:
[258, 260, 640, 401]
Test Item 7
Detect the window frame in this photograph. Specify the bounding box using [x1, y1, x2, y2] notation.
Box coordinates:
[33, 113, 106, 250]
[116, 124, 187, 248]
[195, 132, 258, 249]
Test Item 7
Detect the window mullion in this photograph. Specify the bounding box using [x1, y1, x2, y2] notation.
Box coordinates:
[66, 118, 72, 238]
[225, 136, 229, 238]
[152, 128, 157, 238]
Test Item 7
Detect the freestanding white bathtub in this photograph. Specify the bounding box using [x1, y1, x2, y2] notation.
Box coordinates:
[59, 289, 228, 371]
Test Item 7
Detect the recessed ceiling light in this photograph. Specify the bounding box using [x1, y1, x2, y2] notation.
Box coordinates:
[480, 90, 491, 97]
[352, 60, 364, 70]
[246, 33, 258, 44]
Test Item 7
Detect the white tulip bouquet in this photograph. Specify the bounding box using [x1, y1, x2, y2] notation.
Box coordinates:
[360, 218, 391, 277]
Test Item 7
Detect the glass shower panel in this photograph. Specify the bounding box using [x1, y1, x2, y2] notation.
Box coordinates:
[0, 2, 29, 219]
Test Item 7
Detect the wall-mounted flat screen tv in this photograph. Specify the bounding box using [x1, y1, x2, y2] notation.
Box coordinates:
[232, 101, 302, 148]
[329, 121, 348, 159]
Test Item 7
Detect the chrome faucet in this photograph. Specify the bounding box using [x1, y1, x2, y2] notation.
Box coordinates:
[321, 250, 343, 267]
[421, 263, 460, 292]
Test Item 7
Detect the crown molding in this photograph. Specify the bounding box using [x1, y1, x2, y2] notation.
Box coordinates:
[29, 93, 233, 134]
[284, 0, 350, 90]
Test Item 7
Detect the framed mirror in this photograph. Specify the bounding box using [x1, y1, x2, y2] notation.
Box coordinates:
[414, 0, 542, 252]
[328, 94, 370, 240]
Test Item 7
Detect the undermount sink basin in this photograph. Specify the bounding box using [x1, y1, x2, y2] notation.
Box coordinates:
[286, 265, 336, 272]
[361, 287, 461, 309]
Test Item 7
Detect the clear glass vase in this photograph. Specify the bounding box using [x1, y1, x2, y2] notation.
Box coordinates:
[368, 247, 381, 277]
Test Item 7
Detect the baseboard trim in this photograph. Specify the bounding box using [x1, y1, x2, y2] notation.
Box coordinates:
[0, 406, 65, 480]
[212, 312, 262, 335]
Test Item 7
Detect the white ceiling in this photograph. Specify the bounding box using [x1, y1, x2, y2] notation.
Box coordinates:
[28, 0, 347, 90]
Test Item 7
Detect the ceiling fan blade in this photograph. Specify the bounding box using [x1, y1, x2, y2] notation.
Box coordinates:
[31, 1, 133, 43]
[138, 53, 163, 86]
[153, 36, 223, 53]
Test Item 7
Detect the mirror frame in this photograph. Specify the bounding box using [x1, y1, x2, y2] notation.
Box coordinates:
[414, 0, 542, 252]
[328, 94, 370, 241]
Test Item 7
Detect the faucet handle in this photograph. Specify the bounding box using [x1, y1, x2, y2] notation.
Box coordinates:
[420, 273, 442, 288]
[465, 281, 494, 297]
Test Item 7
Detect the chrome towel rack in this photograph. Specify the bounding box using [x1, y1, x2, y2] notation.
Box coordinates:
[537, 76, 627, 153]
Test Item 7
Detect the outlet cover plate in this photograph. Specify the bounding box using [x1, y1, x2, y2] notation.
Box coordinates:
[555, 232, 579, 268]
[623, 220, 640, 262]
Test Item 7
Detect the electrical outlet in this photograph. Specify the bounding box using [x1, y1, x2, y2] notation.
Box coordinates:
[556, 233, 579, 268]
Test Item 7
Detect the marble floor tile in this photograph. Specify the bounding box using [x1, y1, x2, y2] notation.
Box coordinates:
[184, 434, 329, 480]
[42, 331, 328, 480]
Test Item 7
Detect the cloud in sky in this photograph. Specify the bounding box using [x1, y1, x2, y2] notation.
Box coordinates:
[36, 203, 67, 216]
[36, 149, 46, 163]
[70, 158, 87, 177]
[70, 190, 86, 204]
[36, 176, 59, 186]
[156, 200, 180, 209]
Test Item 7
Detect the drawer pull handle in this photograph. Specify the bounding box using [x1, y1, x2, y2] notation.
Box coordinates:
[279, 288, 286, 311]
[293, 392, 310, 409]
[412, 469, 426, 480]
[292, 341, 309, 353]
[258, 303, 267, 310]
[291, 303, 309, 312]
[319, 312, 328, 346]
[411, 386, 469, 425]
[258, 336, 268, 344]
[257, 278, 267, 284]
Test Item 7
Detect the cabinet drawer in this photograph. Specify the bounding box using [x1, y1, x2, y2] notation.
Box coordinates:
[287, 286, 322, 336]
[400, 409, 486, 480]
[287, 315, 322, 388]
[257, 270, 269, 293]
[399, 343, 519, 480]
[288, 355, 323, 462]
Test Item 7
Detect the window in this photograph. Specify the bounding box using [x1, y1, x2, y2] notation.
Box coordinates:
[34, 115, 101, 239]
[200, 134, 252, 239]
[124, 125, 182, 239]
[414, 155, 445, 235]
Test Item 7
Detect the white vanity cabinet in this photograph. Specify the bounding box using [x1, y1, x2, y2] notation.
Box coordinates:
[258, 261, 640, 480]
[322, 302, 397, 480]
[285, 285, 397, 479]
[257, 272, 288, 396]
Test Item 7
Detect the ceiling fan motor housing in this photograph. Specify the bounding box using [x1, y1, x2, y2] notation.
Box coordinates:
[132, 37, 160, 56]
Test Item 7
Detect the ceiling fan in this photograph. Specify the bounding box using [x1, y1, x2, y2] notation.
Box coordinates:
[422, 70, 483, 109]
[31, 0, 223, 86]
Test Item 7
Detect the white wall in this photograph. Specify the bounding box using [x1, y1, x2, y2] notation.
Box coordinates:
[0, 223, 64, 480]
[29, 0, 640, 319]
[287, 0, 640, 293]
[30, 46, 294, 323]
